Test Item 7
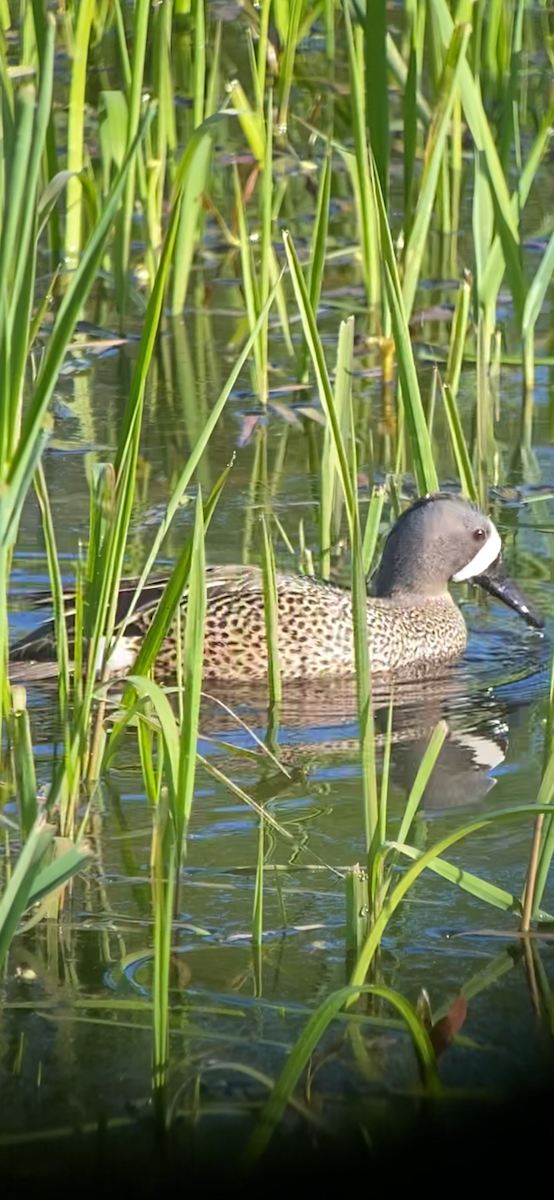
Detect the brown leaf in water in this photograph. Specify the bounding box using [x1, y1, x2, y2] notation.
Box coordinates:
[237, 413, 262, 447]
[429, 993, 467, 1057]
[242, 165, 260, 206]
[296, 405, 326, 426]
[268, 401, 303, 426]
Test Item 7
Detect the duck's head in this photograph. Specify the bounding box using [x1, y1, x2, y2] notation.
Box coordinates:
[374, 492, 544, 629]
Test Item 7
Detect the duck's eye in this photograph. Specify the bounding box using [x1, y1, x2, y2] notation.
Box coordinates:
[473, 528, 486, 542]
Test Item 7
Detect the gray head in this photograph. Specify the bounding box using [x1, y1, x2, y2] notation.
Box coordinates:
[374, 493, 543, 628]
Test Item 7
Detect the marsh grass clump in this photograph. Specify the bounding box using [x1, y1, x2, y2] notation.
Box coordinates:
[0, 0, 553, 1168]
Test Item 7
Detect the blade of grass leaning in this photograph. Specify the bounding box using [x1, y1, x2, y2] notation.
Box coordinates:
[428, 0, 527, 327]
[384, 261, 438, 496]
[351, 802, 554, 990]
[103, 461, 231, 770]
[521, 225, 554, 393]
[87, 126, 223, 754]
[320, 317, 351, 579]
[365, 0, 389, 206]
[377, 719, 447, 900]
[114, 0, 151, 316]
[242, 983, 439, 1165]
[0, 90, 35, 463]
[120, 681, 292, 842]
[284, 232, 355, 520]
[31, 2, 62, 258]
[307, 142, 332, 322]
[34, 461, 70, 725]
[343, 1, 380, 308]
[384, 26, 431, 123]
[402, 23, 470, 320]
[64, 0, 95, 265]
[284, 236, 379, 849]
[277, 0, 304, 133]
[392, 841, 523, 915]
[233, 163, 263, 397]
[369, 154, 438, 495]
[151, 792, 175, 1104]
[403, 28, 418, 245]
[252, 813, 265, 946]
[171, 131, 213, 313]
[347, 327, 380, 858]
[193, 0, 206, 130]
[114, 270, 281, 648]
[6, 113, 151, 538]
[444, 271, 471, 403]
[526, 742, 554, 919]
[226, 78, 265, 168]
[174, 489, 206, 863]
[480, 100, 554, 311]
[8, 23, 56, 430]
[362, 484, 385, 577]
[0, 818, 54, 970]
[378, 692, 394, 847]
[261, 514, 282, 709]
[258, 87, 274, 409]
[24, 840, 91, 908]
[9, 685, 38, 839]
[440, 377, 478, 501]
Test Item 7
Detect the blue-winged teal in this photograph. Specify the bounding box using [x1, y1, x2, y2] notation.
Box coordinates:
[9, 493, 543, 682]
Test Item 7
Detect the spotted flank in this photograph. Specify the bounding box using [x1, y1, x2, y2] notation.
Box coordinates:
[8, 493, 543, 683]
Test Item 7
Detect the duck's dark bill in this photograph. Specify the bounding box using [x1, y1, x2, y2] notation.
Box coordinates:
[474, 555, 544, 629]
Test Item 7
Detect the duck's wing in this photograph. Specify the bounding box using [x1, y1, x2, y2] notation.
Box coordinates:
[9, 573, 172, 662]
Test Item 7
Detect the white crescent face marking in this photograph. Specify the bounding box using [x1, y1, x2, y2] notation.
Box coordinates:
[451, 523, 502, 582]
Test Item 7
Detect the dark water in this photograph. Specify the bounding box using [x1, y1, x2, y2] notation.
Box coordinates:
[3, 9, 554, 1166]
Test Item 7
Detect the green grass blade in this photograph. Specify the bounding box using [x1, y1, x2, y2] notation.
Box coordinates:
[351, 802, 554, 989]
[227, 79, 265, 167]
[383, 261, 438, 495]
[307, 142, 332, 318]
[171, 131, 213, 313]
[392, 841, 521, 915]
[127, 677, 180, 801]
[9, 686, 38, 839]
[252, 816, 265, 946]
[175, 489, 206, 856]
[402, 23, 470, 320]
[444, 272, 471, 403]
[64, 0, 95, 264]
[25, 842, 91, 908]
[261, 514, 282, 708]
[114, 0, 151, 314]
[362, 484, 385, 576]
[441, 377, 478, 501]
[368, 153, 438, 494]
[403, 33, 417, 244]
[0, 818, 54, 970]
[481, 100, 554, 307]
[397, 721, 448, 848]
[343, 2, 380, 306]
[365, 0, 389, 206]
[33, 462, 70, 722]
[7, 114, 151, 513]
[277, 0, 304, 133]
[243, 983, 439, 1165]
[522, 227, 554, 338]
[283, 231, 355, 520]
[320, 317, 351, 577]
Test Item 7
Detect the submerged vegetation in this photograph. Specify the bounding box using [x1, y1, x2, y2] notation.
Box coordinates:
[1, 0, 554, 1172]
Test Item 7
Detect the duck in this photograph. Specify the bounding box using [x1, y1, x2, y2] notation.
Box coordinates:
[9, 492, 543, 682]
